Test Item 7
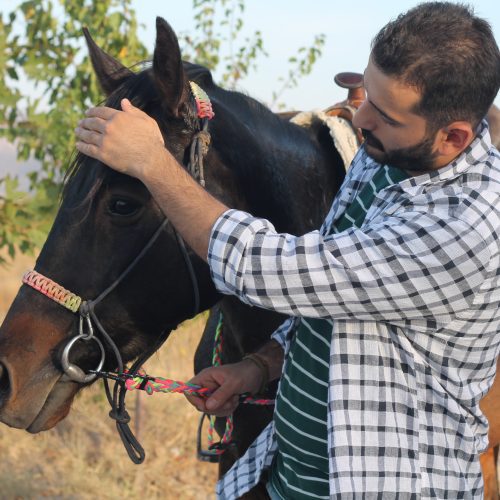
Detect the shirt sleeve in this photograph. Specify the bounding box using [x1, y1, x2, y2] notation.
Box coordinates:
[270, 317, 295, 348]
[207, 208, 491, 322]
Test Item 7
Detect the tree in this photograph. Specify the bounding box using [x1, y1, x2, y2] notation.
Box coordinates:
[0, 0, 325, 263]
[0, 0, 147, 263]
[178, 0, 325, 106]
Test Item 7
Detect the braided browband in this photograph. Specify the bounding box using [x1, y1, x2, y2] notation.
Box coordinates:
[189, 81, 215, 120]
[22, 270, 82, 313]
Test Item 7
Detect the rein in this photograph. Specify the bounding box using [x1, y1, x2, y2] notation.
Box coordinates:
[21, 80, 213, 464]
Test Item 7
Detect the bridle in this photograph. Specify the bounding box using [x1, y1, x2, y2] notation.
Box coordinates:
[22, 80, 214, 463]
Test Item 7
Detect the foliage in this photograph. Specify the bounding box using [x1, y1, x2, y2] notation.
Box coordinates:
[0, 175, 56, 264]
[179, 0, 268, 89]
[180, 0, 325, 100]
[0, 0, 147, 262]
[0, 0, 325, 263]
[270, 34, 326, 110]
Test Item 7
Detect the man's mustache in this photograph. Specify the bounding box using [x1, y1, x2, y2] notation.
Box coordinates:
[362, 129, 385, 152]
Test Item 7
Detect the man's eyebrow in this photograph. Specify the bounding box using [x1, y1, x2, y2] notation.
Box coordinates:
[362, 70, 403, 126]
[368, 98, 403, 125]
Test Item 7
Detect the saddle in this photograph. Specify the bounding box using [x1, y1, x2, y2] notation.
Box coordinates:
[279, 71, 365, 145]
[325, 72, 365, 143]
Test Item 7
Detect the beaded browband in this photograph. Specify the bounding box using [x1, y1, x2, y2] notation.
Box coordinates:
[23, 270, 82, 313]
[189, 80, 214, 120]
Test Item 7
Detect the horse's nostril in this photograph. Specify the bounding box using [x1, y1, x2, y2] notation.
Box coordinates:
[0, 362, 11, 408]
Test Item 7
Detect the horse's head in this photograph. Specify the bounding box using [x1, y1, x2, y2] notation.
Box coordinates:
[0, 18, 227, 433]
[0, 13, 346, 435]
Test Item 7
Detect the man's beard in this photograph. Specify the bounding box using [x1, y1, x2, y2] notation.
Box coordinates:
[362, 129, 438, 172]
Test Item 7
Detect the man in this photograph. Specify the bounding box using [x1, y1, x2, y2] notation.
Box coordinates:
[75, 2, 500, 498]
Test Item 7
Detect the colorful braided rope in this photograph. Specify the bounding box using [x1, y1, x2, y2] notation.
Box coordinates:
[22, 270, 82, 313]
[124, 372, 273, 405]
[189, 81, 215, 120]
[206, 314, 233, 454]
[125, 371, 211, 398]
[123, 314, 274, 456]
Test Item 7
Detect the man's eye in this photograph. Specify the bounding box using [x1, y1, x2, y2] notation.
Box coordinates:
[381, 114, 395, 125]
[107, 198, 142, 217]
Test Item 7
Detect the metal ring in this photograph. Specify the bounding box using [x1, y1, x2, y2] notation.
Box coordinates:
[61, 333, 105, 383]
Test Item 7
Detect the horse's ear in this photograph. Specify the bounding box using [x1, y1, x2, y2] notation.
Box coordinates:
[83, 27, 134, 96]
[153, 17, 189, 116]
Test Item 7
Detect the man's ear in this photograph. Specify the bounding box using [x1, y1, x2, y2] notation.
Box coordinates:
[436, 122, 475, 157]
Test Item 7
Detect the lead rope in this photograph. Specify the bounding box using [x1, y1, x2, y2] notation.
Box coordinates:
[115, 312, 274, 461]
[206, 313, 234, 455]
[98, 220, 202, 464]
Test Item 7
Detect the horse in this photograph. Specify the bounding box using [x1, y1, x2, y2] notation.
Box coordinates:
[0, 16, 344, 479]
[0, 17, 499, 498]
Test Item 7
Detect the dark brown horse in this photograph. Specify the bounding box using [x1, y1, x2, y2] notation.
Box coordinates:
[0, 17, 343, 471]
[0, 17, 499, 498]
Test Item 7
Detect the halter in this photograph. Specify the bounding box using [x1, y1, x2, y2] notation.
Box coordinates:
[22, 81, 214, 463]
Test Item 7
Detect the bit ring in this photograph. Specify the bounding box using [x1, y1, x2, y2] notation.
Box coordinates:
[61, 333, 105, 384]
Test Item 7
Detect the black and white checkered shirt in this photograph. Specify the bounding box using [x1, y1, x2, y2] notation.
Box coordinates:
[208, 121, 500, 499]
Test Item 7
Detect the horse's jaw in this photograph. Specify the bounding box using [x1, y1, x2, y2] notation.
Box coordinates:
[26, 378, 79, 433]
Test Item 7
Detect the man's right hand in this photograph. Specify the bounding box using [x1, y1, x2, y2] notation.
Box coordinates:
[185, 358, 265, 417]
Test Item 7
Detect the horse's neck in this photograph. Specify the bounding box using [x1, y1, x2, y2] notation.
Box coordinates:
[217, 297, 286, 362]
[210, 97, 343, 234]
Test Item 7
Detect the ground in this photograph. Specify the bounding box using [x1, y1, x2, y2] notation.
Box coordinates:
[0, 252, 218, 500]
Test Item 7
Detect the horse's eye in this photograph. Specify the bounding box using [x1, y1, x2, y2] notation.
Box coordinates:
[108, 198, 142, 217]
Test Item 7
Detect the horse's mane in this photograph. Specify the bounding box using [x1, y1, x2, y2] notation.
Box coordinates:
[183, 62, 309, 144]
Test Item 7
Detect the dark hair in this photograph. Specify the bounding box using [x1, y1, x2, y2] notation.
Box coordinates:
[371, 2, 500, 130]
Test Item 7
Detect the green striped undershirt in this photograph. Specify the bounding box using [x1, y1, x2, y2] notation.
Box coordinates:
[269, 165, 409, 499]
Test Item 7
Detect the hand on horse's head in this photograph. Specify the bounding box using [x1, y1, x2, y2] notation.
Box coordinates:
[75, 99, 168, 181]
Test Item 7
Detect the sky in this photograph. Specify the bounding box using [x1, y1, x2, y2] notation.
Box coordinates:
[131, 0, 500, 109]
[1, 0, 500, 176]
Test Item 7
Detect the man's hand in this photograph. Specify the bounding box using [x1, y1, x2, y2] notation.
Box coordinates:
[74, 97, 228, 260]
[75, 98, 166, 180]
[186, 359, 265, 417]
[186, 340, 284, 416]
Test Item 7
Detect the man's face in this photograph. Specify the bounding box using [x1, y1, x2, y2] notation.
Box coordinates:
[353, 58, 440, 173]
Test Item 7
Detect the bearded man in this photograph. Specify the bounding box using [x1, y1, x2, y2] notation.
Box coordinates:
[75, 2, 500, 498]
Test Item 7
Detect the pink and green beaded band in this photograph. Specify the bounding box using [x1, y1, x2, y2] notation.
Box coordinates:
[189, 81, 215, 120]
[22, 270, 82, 313]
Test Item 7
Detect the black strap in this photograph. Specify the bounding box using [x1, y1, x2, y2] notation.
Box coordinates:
[67, 111, 210, 463]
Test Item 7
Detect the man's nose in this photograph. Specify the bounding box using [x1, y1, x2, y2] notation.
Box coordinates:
[352, 100, 374, 131]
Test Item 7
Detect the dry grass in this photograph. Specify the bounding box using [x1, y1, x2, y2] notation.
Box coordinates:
[0, 254, 218, 499]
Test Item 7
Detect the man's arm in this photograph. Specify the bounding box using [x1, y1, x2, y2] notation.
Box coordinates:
[75, 99, 228, 260]
[208, 207, 491, 322]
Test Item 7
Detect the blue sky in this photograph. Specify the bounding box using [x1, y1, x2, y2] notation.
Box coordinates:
[1, 0, 500, 175]
[132, 0, 500, 110]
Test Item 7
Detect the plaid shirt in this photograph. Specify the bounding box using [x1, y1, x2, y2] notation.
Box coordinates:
[208, 121, 500, 499]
